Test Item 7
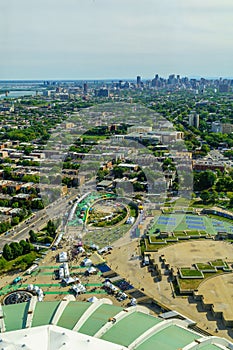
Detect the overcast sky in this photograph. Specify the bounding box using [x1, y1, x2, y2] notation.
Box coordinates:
[0, 0, 232, 79]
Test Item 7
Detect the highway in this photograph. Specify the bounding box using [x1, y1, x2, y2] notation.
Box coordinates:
[0, 194, 75, 251]
[0, 178, 115, 251]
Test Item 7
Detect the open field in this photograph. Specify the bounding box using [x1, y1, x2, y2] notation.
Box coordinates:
[198, 273, 233, 322]
[157, 240, 233, 268]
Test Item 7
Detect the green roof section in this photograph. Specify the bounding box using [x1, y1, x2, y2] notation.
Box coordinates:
[79, 304, 123, 336]
[57, 301, 91, 330]
[191, 344, 225, 350]
[2, 302, 29, 332]
[101, 311, 162, 347]
[135, 324, 197, 350]
[31, 301, 60, 327]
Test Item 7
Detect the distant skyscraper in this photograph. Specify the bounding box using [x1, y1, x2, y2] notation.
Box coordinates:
[168, 74, 176, 85]
[219, 84, 230, 93]
[151, 74, 159, 87]
[95, 88, 109, 97]
[83, 82, 88, 94]
[136, 76, 141, 87]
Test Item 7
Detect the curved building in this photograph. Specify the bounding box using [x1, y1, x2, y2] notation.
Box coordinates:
[0, 297, 232, 350]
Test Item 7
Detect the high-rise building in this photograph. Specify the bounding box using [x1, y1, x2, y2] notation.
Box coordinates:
[168, 74, 176, 85]
[151, 74, 159, 87]
[189, 111, 200, 129]
[211, 122, 222, 133]
[83, 82, 88, 94]
[136, 76, 141, 87]
[219, 84, 230, 93]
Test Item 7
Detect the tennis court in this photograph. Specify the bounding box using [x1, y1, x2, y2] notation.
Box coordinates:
[149, 214, 233, 235]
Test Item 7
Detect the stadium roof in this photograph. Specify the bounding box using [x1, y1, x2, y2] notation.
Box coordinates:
[0, 298, 233, 350]
[0, 325, 126, 350]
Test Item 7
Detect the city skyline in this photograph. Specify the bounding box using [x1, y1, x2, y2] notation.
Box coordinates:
[1, 0, 233, 79]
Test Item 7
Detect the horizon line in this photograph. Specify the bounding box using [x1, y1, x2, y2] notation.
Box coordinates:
[0, 75, 233, 82]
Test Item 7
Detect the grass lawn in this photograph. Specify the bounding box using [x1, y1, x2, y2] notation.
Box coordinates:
[144, 239, 167, 251]
[185, 230, 200, 235]
[0, 251, 39, 274]
[178, 277, 203, 291]
[177, 270, 224, 292]
[173, 232, 187, 237]
[196, 263, 213, 270]
[149, 236, 167, 243]
[211, 259, 225, 267]
[144, 237, 182, 251]
[173, 197, 191, 207]
[180, 268, 203, 277]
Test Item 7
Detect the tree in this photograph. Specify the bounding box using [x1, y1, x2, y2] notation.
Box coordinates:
[11, 216, 20, 226]
[19, 240, 32, 254]
[215, 177, 233, 192]
[0, 257, 7, 270]
[194, 170, 216, 191]
[3, 244, 13, 261]
[29, 230, 37, 243]
[200, 144, 210, 156]
[200, 190, 217, 204]
[9, 242, 23, 259]
[113, 166, 124, 179]
[12, 202, 19, 208]
[46, 220, 56, 237]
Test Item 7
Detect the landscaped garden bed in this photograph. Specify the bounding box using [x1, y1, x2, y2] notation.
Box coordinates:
[179, 268, 204, 279]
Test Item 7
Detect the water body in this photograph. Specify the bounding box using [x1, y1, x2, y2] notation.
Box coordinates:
[0, 90, 41, 100]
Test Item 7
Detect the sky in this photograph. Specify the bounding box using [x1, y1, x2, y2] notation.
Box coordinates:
[0, 0, 233, 80]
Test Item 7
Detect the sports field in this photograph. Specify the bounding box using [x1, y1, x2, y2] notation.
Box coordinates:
[149, 214, 233, 235]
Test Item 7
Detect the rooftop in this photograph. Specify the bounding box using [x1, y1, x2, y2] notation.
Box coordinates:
[0, 299, 232, 350]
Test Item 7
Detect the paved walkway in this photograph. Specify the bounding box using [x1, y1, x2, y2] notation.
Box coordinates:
[105, 239, 233, 342]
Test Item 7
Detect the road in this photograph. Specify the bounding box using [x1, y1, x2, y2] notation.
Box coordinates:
[0, 194, 75, 251]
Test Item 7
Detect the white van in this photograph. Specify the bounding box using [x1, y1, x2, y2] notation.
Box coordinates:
[143, 255, 150, 266]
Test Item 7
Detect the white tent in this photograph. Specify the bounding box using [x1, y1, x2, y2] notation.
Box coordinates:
[86, 266, 97, 274]
[130, 298, 137, 306]
[103, 281, 119, 293]
[82, 258, 92, 267]
[27, 284, 34, 291]
[71, 283, 86, 295]
[33, 285, 39, 293]
[77, 246, 85, 253]
[59, 252, 68, 263]
[63, 277, 79, 285]
[104, 281, 111, 288]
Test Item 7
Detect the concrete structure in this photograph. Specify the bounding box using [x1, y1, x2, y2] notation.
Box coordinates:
[189, 112, 200, 129]
[222, 123, 233, 134]
[0, 300, 232, 350]
[211, 122, 222, 133]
